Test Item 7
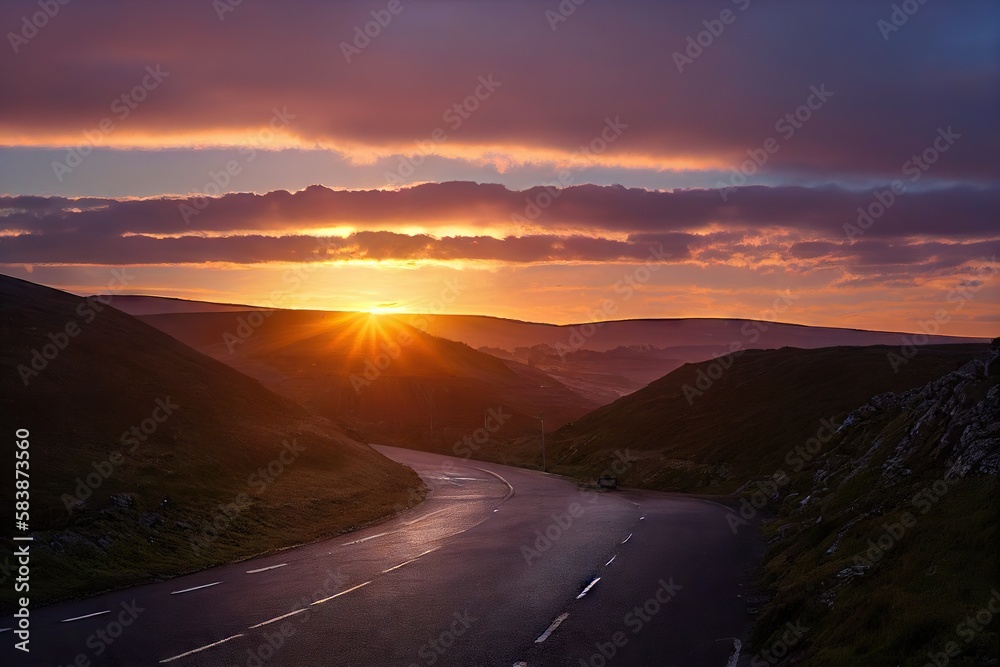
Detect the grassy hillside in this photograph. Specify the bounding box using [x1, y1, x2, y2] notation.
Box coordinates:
[749, 344, 999, 665]
[496, 345, 987, 492]
[0, 276, 424, 608]
[139, 310, 598, 452]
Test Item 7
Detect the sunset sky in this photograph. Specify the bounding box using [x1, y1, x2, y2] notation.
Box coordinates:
[1, 0, 997, 335]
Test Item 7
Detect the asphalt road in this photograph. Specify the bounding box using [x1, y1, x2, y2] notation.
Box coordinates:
[3, 446, 759, 666]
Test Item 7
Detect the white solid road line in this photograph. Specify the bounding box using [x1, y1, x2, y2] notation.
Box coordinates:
[60, 610, 110, 623]
[576, 577, 601, 599]
[605, 555, 617, 566]
[471, 466, 516, 500]
[248, 607, 309, 629]
[622, 533, 633, 544]
[534, 612, 569, 643]
[310, 580, 372, 606]
[170, 581, 222, 595]
[159, 633, 245, 663]
[246, 563, 288, 574]
[0, 628, 11, 633]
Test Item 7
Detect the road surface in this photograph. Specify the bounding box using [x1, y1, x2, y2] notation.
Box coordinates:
[2, 446, 759, 666]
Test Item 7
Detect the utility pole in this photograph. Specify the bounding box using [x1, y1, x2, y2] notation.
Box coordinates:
[535, 413, 546, 472]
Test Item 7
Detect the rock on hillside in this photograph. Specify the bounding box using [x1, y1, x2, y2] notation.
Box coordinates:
[749, 341, 1000, 666]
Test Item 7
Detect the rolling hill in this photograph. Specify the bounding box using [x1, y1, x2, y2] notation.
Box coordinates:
[403, 313, 985, 354]
[0, 275, 423, 606]
[135, 310, 599, 454]
[107, 295, 987, 405]
[496, 344, 990, 492]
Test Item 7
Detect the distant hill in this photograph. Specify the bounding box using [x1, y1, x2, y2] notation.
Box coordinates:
[107, 295, 986, 404]
[0, 276, 423, 606]
[136, 310, 599, 453]
[499, 344, 989, 492]
[482, 344, 686, 403]
[399, 313, 986, 354]
[95, 294, 272, 315]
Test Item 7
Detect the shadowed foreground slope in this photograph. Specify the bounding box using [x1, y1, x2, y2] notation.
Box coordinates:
[0, 275, 423, 608]
[750, 342, 999, 666]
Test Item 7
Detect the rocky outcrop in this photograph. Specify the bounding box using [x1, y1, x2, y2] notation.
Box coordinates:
[751, 342, 999, 666]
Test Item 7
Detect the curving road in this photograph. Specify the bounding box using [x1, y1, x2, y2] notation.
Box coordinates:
[3, 446, 758, 666]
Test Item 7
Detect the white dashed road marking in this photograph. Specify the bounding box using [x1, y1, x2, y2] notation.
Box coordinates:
[159, 633, 245, 663]
[344, 531, 391, 545]
[171, 581, 222, 595]
[534, 613, 569, 643]
[248, 608, 308, 629]
[246, 563, 287, 574]
[576, 577, 601, 599]
[60, 610, 110, 623]
[382, 548, 438, 574]
[310, 580, 371, 606]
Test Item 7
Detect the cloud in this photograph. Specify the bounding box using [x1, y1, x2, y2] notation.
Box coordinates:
[1, 182, 996, 239]
[1, 183, 996, 293]
[0, 1, 996, 182]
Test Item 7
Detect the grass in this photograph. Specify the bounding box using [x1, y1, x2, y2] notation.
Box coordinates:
[483, 345, 988, 493]
[0, 275, 425, 609]
[749, 361, 999, 666]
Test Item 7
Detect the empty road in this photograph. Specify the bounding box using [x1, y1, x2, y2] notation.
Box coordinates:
[3, 446, 759, 666]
